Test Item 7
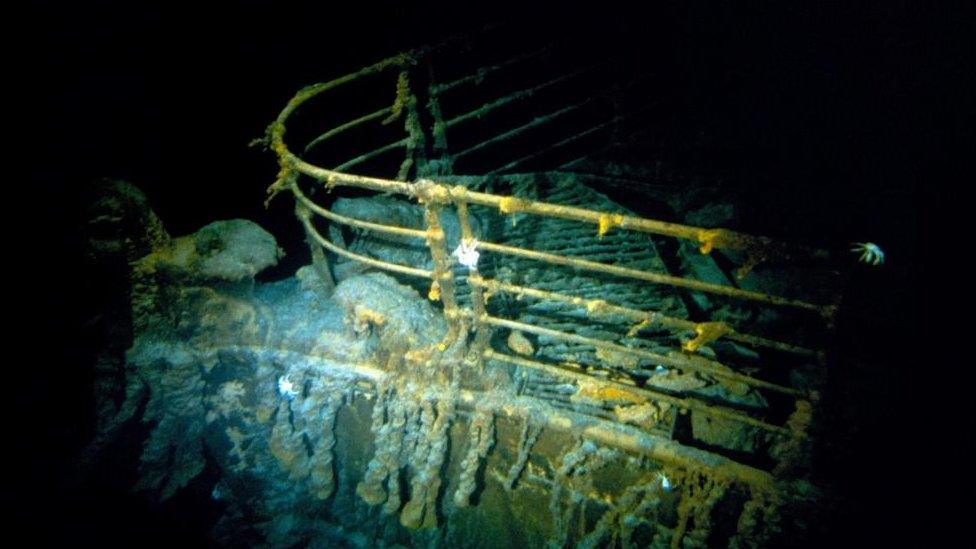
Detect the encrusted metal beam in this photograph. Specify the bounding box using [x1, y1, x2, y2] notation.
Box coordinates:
[297, 206, 433, 280]
[481, 315, 804, 398]
[484, 349, 793, 436]
[485, 106, 652, 174]
[452, 98, 596, 161]
[474, 277, 818, 357]
[332, 137, 410, 172]
[474, 238, 824, 314]
[430, 47, 551, 95]
[443, 65, 598, 129]
[292, 181, 428, 240]
[304, 106, 393, 154]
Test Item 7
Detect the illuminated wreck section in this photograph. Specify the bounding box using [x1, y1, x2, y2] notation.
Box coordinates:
[115, 38, 841, 547]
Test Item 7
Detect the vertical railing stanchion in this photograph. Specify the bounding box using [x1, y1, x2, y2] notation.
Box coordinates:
[418, 182, 463, 353]
[454, 195, 491, 367]
[296, 202, 336, 291]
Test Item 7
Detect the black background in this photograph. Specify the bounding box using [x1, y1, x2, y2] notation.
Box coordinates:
[15, 0, 959, 546]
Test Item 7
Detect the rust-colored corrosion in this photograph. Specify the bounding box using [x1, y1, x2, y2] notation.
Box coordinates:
[455, 200, 492, 361]
[484, 350, 793, 437]
[263, 43, 837, 502]
[480, 315, 804, 398]
[421, 200, 462, 348]
[473, 277, 819, 357]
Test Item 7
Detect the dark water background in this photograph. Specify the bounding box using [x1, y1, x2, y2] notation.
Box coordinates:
[16, 1, 956, 545]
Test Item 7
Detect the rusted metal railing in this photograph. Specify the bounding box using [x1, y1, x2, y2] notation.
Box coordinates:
[263, 45, 836, 484]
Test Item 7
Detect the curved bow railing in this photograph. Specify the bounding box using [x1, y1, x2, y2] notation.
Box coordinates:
[261, 44, 840, 487]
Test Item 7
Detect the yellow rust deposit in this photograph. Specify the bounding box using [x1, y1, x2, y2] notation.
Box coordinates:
[498, 196, 529, 214]
[696, 228, 723, 254]
[356, 307, 386, 326]
[597, 213, 625, 237]
[428, 279, 441, 301]
[682, 321, 730, 352]
[351, 306, 387, 335]
[626, 317, 652, 337]
[382, 71, 410, 125]
[574, 378, 647, 406]
[585, 299, 609, 317]
[323, 173, 338, 192]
